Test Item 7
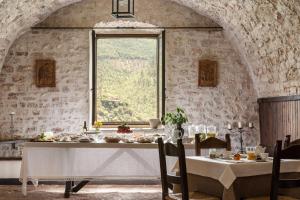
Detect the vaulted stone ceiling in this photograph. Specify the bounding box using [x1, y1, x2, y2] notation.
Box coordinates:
[0, 0, 299, 97]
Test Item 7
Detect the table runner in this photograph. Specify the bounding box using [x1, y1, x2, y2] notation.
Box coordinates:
[174, 156, 300, 189]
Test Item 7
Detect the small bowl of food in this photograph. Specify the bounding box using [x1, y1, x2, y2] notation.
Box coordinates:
[122, 138, 135, 143]
[104, 136, 121, 143]
[137, 137, 153, 143]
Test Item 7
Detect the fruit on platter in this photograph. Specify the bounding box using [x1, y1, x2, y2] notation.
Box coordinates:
[117, 123, 132, 134]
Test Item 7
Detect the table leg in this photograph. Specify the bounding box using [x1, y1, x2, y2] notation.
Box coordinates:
[21, 148, 28, 196]
[72, 181, 90, 193]
[22, 177, 27, 196]
[64, 181, 72, 198]
[222, 185, 240, 200]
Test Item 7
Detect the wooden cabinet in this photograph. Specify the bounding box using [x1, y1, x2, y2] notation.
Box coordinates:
[258, 95, 300, 154]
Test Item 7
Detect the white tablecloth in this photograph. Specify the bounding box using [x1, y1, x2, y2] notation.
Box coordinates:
[20, 142, 194, 195]
[174, 156, 300, 189]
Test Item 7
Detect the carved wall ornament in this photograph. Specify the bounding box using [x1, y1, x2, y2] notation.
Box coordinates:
[35, 59, 56, 87]
[198, 59, 218, 87]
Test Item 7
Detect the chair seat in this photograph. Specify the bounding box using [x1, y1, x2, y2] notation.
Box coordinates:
[166, 192, 219, 200]
[246, 195, 298, 200]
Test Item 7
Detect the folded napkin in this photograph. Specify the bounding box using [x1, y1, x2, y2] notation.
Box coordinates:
[255, 146, 266, 155]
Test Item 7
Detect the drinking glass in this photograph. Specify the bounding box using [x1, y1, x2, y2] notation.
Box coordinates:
[246, 146, 256, 152]
[164, 124, 175, 142]
[195, 124, 207, 141]
[188, 124, 196, 138]
[182, 124, 189, 138]
[206, 125, 217, 138]
[197, 124, 207, 134]
[209, 148, 217, 159]
[3, 150, 10, 157]
[11, 150, 19, 157]
[246, 147, 256, 160]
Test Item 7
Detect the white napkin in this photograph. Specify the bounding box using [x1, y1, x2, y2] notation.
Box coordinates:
[255, 146, 266, 155]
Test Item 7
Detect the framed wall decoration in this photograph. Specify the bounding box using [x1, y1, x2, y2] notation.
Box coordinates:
[35, 59, 56, 87]
[198, 59, 218, 87]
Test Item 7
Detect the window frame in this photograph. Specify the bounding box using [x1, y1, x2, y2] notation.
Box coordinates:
[91, 32, 166, 127]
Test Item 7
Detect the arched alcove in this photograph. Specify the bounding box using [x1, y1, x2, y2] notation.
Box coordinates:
[0, 0, 260, 150]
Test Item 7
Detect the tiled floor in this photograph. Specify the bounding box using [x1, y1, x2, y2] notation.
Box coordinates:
[0, 185, 162, 200]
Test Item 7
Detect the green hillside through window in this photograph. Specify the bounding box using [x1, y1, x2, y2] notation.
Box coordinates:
[96, 37, 158, 123]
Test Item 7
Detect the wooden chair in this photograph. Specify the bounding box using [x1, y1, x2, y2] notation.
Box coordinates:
[270, 140, 300, 200]
[157, 137, 219, 200]
[195, 134, 231, 156]
[284, 135, 300, 148]
[246, 140, 300, 200]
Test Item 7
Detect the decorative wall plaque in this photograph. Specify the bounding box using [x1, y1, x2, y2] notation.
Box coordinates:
[35, 59, 56, 87]
[198, 60, 218, 87]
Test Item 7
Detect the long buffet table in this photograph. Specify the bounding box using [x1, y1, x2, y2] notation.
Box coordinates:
[20, 142, 194, 197]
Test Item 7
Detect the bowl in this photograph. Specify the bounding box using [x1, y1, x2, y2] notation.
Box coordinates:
[104, 137, 121, 143]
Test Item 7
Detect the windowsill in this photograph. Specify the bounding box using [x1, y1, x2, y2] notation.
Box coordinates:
[88, 127, 165, 134]
[99, 127, 164, 131]
[100, 124, 151, 129]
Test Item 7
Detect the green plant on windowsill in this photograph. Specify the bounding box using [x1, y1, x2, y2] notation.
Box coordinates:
[162, 107, 188, 138]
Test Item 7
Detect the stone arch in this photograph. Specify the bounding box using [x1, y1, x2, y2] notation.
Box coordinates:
[0, 0, 261, 146]
[171, 0, 300, 97]
[0, 0, 299, 97]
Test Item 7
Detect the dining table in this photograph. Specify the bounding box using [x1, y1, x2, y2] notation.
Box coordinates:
[20, 142, 194, 198]
[173, 156, 300, 200]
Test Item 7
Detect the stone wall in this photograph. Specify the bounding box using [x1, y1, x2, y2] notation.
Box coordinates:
[0, 1, 299, 98]
[0, 0, 259, 150]
[0, 30, 90, 136]
[165, 30, 259, 148]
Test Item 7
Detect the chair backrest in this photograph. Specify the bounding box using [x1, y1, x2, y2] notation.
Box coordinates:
[195, 134, 231, 156]
[284, 135, 300, 148]
[284, 135, 291, 148]
[158, 137, 189, 200]
[270, 140, 300, 200]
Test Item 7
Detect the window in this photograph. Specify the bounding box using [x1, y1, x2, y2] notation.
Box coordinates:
[92, 33, 165, 126]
